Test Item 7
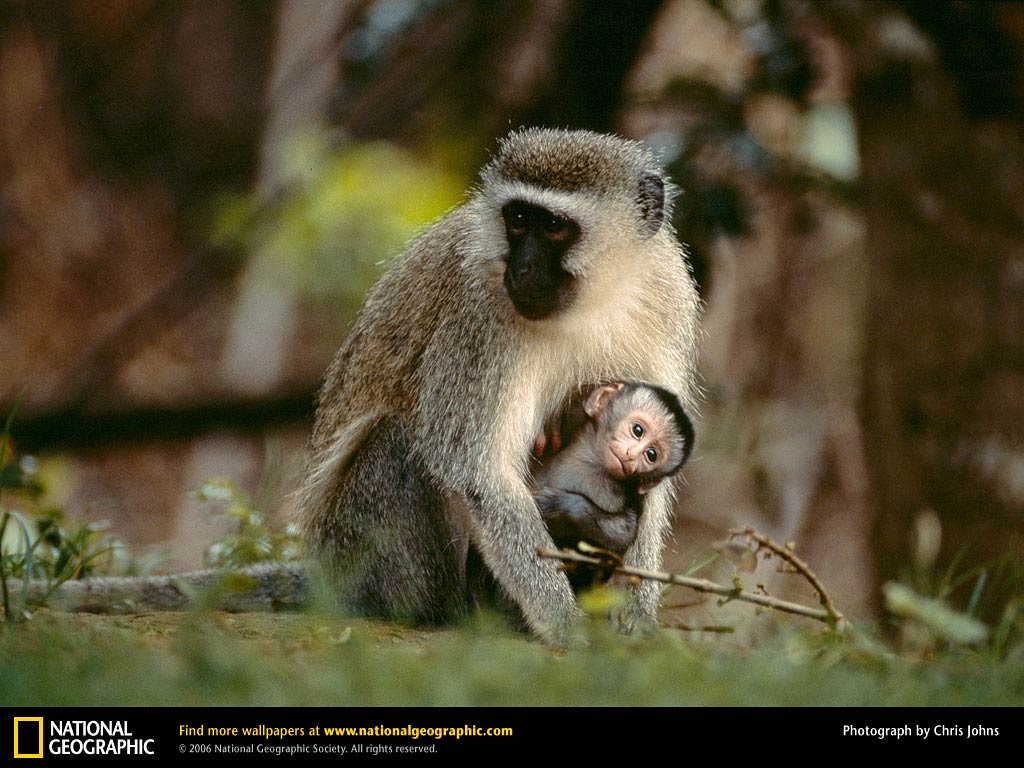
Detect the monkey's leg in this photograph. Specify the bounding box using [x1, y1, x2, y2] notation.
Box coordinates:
[465, 545, 531, 631]
[318, 417, 471, 624]
[535, 490, 638, 555]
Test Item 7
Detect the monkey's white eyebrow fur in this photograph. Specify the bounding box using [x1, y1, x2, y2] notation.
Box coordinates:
[479, 179, 621, 226]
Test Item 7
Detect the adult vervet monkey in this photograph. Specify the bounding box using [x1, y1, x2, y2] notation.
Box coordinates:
[299, 128, 700, 644]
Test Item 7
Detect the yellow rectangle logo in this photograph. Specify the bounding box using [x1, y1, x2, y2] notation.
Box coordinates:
[13, 717, 43, 759]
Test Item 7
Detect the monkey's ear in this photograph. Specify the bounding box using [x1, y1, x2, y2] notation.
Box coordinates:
[638, 173, 666, 236]
[584, 383, 625, 418]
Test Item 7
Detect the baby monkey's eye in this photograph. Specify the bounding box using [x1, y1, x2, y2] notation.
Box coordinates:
[631, 423, 644, 438]
[645, 448, 658, 463]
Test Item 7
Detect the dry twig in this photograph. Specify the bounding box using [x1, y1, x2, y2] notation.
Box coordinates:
[538, 527, 846, 632]
[728, 526, 845, 629]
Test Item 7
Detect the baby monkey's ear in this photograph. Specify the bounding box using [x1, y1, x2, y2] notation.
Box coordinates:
[583, 382, 625, 418]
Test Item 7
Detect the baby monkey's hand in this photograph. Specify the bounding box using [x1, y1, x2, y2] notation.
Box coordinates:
[533, 415, 564, 458]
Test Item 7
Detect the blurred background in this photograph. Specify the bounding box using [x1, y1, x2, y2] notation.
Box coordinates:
[2, 0, 1022, 624]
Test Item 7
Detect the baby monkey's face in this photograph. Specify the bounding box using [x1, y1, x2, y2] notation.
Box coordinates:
[602, 408, 673, 484]
[584, 382, 690, 493]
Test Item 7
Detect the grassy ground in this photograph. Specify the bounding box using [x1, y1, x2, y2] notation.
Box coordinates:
[3, 477, 1020, 707]
[2, 609, 1022, 707]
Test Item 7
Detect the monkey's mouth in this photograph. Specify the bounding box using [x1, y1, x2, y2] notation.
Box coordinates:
[507, 293, 559, 320]
[503, 270, 575, 321]
[606, 453, 629, 479]
[504, 274, 561, 320]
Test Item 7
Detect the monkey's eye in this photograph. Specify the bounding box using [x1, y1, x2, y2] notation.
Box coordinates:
[544, 216, 572, 241]
[645, 448, 658, 463]
[508, 212, 527, 236]
[631, 423, 644, 438]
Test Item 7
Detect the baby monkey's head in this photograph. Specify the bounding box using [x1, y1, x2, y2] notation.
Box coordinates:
[584, 382, 694, 493]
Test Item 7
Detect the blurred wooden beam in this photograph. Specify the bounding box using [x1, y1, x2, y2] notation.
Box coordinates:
[6, 389, 315, 453]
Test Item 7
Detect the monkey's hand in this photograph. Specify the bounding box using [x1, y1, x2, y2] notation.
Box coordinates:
[533, 392, 593, 458]
[532, 416, 563, 458]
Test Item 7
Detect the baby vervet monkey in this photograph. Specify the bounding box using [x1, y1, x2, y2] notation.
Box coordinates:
[532, 382, 694, 589]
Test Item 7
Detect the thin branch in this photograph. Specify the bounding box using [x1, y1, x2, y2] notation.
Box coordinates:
[728, 526, 845, 629]
[538, 546, 846, 631]
[662, 598, 708, 610]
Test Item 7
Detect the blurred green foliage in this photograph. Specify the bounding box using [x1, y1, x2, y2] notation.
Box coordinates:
[210, 132, 467, 326]
[193, 478, 303, 568]
[881, 509, 1024, 658]
[884, 583, 988, 646]
[1, 425, 128, 624]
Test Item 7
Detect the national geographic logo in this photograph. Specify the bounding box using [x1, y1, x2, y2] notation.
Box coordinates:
[13, 718, 43, 759]
[12, 718, 155, 758]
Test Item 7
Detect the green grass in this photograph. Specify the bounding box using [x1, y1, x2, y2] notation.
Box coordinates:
[2, 610, 1022, 707]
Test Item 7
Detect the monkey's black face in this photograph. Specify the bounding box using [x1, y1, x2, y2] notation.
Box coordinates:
[501, 201, 579, 320]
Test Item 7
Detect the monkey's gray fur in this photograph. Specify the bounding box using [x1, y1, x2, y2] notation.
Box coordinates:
[299, 128, 701, 644]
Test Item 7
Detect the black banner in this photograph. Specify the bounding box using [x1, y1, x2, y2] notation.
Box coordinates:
[1, 707, 1017, 761]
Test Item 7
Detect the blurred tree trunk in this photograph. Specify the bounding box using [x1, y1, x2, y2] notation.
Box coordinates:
[0, 0, 273, 416]
[625, 0, 1023, 625]
[219, 0, 361, 397]
[622, 0, 875, 621]
[836, 3, 1024, 611]
[331, 0, 665, 156]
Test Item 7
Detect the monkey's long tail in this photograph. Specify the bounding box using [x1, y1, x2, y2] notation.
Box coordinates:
[5, 561, 308, 614]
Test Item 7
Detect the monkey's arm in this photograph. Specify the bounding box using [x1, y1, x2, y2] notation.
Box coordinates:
[616, 480, 675, 631]
[10, 562, 308, 613]
[534, 489, 638, 556]
[469, 480, 581, 644]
